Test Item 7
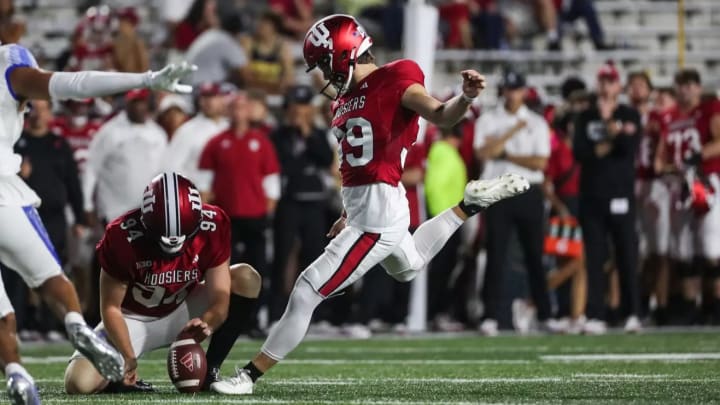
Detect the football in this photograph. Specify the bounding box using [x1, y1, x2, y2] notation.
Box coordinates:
[167, 337, 207, 393]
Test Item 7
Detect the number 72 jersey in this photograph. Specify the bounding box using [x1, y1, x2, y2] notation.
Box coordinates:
[97, 204, 230, 318]
[331, 59, 425, 187]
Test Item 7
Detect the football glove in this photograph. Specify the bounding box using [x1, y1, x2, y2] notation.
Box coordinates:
[146, 62, 197, 94]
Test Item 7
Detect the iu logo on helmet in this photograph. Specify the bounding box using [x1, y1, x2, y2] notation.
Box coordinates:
[188, 188, 202, 212]
[309, 22, 333, 50]
[141, 188, 156, 214]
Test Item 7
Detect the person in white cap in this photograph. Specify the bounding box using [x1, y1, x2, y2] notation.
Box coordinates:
[157, 94, 193, 138]
[161, 82, 232, 189]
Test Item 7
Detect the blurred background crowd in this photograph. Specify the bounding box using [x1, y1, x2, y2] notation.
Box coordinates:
[1, 0, 719, 341]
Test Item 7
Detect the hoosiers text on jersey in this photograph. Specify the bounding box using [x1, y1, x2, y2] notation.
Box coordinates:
[97, 204, 230, 318]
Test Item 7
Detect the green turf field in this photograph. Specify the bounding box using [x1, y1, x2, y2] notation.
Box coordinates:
[7, 331, 720, 404]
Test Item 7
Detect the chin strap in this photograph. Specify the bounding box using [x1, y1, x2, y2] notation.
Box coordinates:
[338, 65, 355, 97]
[319, 80, 335, 100]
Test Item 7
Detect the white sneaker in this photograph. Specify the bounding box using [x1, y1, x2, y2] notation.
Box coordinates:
[210, 367, 254, 395]
[479, 318, 499, 337]
[308, 321, 340, 336]
[367, 319, 388, 333]
[542, 318, 569, 334]
[341, 323, 372, 339]
[45, 330, 66, 342]
[511, 299, 537, 335]
[567, 316, 586, 335]
[433, 314, 465, 332]
[18, 330, 42, 343]
[582, 318, 607, 335]
[464, 173, 530, 210]
[624, 315, 642, 334]
[391, 323, 408, 334]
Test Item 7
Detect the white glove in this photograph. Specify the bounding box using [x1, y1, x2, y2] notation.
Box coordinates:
[145, 62, 197, 94]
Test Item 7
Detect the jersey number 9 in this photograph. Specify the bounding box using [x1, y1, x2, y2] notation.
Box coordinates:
[333, 117, 374, 167]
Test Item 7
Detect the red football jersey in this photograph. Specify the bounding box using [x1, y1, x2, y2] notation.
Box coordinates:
[637, 108, 673, 179]
[50, 117, 101, 174]
[97, 204, 231, 317]
[330, 59, 424, 188]
[662, 99, 720, 174]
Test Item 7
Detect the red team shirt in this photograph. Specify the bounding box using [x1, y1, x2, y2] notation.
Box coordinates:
[331, 59, 424, 188]
[97, 204, 231, 318]
[199, 129, 280, 218]
[661, 99, 720, 175]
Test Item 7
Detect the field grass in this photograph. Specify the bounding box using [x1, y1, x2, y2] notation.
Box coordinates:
[7, 330, 720, 404]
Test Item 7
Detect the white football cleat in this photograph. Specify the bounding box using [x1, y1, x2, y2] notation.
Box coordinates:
[542, 318, 570, 334]
[479, 318, 499, 337]
[6, 373, 40, 405]
[624, 315, 642, 334]
[210, 367, 254, 395]
[566, 315, 586, 335]
[464, 173, 530, 210]
[341, 323, 372, 339]
[67, 323, 124, 382]
[581, 319, 607, 335]
[511, 299, 536, 335]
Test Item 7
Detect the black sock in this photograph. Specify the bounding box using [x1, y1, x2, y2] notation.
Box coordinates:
[458, 200, 483, 217]
[680, 298, 698, 325]
[712, 298, 720, 325]
[206, 294, 256, 370]
[653, 307, 668, 326]
[243, 361, 264, 382]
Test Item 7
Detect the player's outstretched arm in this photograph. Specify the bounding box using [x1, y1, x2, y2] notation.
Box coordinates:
[401, 69, 485, 128]
[99, 269, 137, 385]
[8, 62, 196, 102]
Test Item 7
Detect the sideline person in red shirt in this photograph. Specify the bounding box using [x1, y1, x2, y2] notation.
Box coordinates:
[199, 92, 280, 331]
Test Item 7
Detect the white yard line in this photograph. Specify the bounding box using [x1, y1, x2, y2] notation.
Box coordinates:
[26, 352, 720, 365]
[43, 399, 492, 405]
[34, 375, 719, 385]
[541, 353, 720, 362]
[22, 357, 530, 365]
[572, 373, 673, 379]
[264, 378, 565, 384]
[302, 346, 720, 354]
[302, 346, 552, 353]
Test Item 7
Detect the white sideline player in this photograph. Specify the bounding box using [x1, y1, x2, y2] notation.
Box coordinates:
[209, 14, 530, 395]
[0, 42, 195, 405]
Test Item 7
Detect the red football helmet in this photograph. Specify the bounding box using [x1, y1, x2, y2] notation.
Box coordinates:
[140, 172, 203, 255]
[303, 14, 373, 98]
